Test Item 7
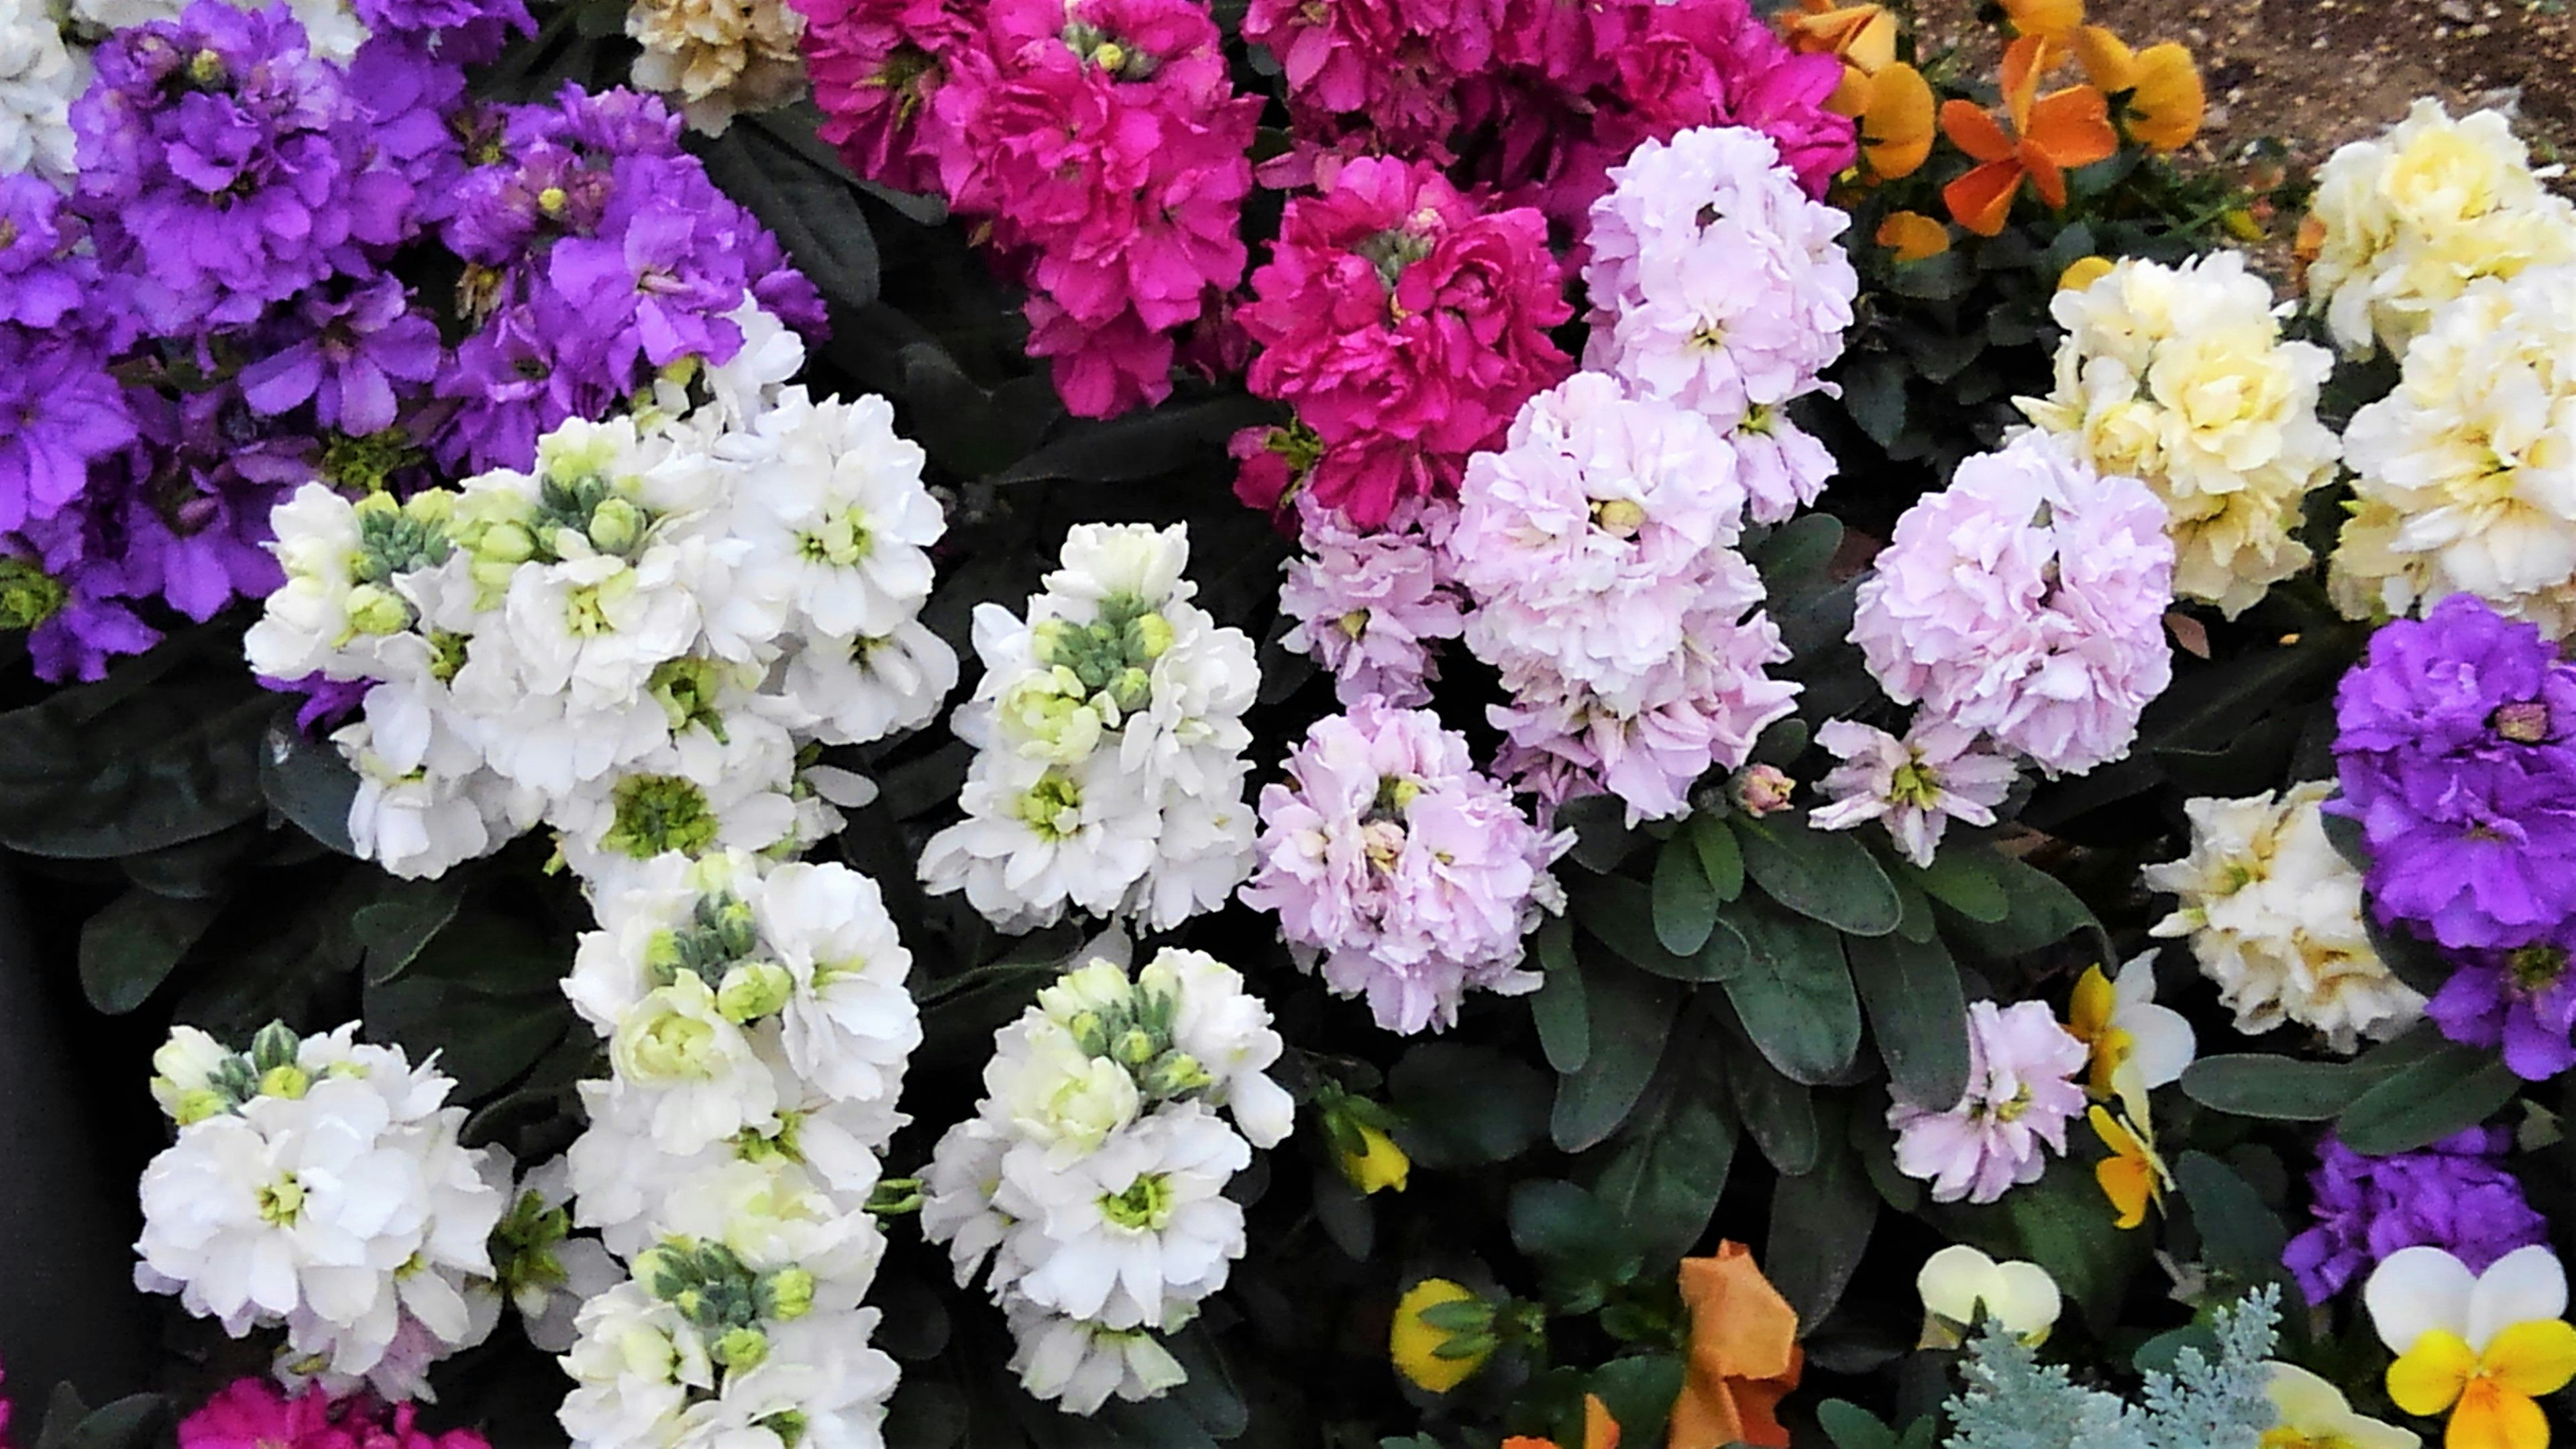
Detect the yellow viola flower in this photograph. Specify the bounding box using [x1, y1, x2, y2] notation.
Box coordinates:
[2057, 255, 2115, 292]
[1876, 211, 1951, 262]
[1917, 1244, 2061, 1348]
[2365, 1244, 2576, 1449]
[2087, 1066, 2172, 1231]
[2264, 1363, 2420, 1449]
[1860, 61, 1935, 179]
[1391, 1278, 1495, 1393]
[1338, 1122, 1411, 1195]
[2073, 28, 2206, 153]
[2064, 951, 2197, 1097]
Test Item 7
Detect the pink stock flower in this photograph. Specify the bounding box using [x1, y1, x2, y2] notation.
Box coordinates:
[1888, 1000, 2088, 1203]
[1809, 718, 2017, 867]
[1278, 491, 1466, 709]
[1240, 156, 1572, 526]
[1240, 0, 1491, 158]
[178, 1381, 493, 1449]
[794, 0, 983, 194]
[1729, 405, 1837, 525]
[1241, 698, 1571, 1033]
[1851, 432, 2175, 776]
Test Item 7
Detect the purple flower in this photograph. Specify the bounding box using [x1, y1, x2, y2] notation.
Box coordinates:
[118, 388, 304, 621]
[257, 671, 374, 732]
[547, 190, 750, 378]
[2424, 930, 2576, 1080]
[351, 0, 534, 52]
[0, 176, 97, 331]
[1, 514, 160, 683]
[0, 325, 136, 533]
[434, 288, 621, 474]
[2332, 593, 2576, 950]
[2282, 1127, 2547, 1303]
[239, 276, 443, 435]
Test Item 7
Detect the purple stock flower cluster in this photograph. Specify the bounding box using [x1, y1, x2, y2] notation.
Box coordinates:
[0, 0, 821, 685]
[2282, 1127, 2547, 1303]
[2334, 594, 2576, 1078]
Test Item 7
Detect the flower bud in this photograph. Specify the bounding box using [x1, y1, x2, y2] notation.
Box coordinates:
[1732, 763, 1795, 817]
[1336, 1122, 1411, 1196]
[1125, 611, 1174, 661]
[249, 1021, 301, 1074]
[1106, 665, 1154, 713]
[1112, 1025, 1159, 1069]
[258, 1064, 312, 1100]
[1139, 1049, 1212, 1101]
[588, 496, 648, 555]
[343, 583, 410, 636]
[713, 1326, 769, 1372]
[759, 1267, 816, 1321]
[170, 1088, 228, 1126]
[617, 1324, 677, 1381]
[716, 961, 794, 1024]
[1389, 1279, 1495, 1393]
[2495, 700, 2552, 743]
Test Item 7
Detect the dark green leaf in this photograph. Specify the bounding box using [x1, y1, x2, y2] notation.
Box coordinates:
[0, 671, 269, 858]
[1688, 811, 1743, 902]
[1817, 1401, 1905, 1449]
[1576, 877, 1729, 981]
[364, 914, 571, 1102]
[1652, 838, 1719, 957]
[690, 125, 880, 309]
[1720, 899, 1862, 1083]
[1841, 354, 1909, 448]
[1906, 849, 2008, 923]
[2363, 915, 2452, 997]
[1939, 853, 2106, 961]
[1509, 1179, 1644, 1312]
[991, 396, 1280, 485]
[1994, 1157, 2150, 1331]
[2336, 1041, 2524, 1156]
[37, 1394, 165, 1449]
[1766, 1128, 1876, 1328]
[2180, 1054, 2370, 1121]
[79, 888, 223, 1014]
[1585, 1354, 1684, 1446]
[1848, 931, 1971, 1111]
[2175, 1150, 2287, 1291]
[1752, 513, 1844, 587]
[1726, 1050, 1819, 1175]
[1593, 1055, 1735, 1265]
[260, 707, 358, 855]
[351, 873, 467, 985]
[1532, 916, 1590, 1075]
[1551, 961, 1682, 1151]
[1559, 794, 1642, 873]
[1389, 1042, 1551, 1168]
[1734, 816, 1902, 937]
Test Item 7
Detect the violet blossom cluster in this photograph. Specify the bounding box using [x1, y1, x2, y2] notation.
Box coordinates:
[0, 0, 824, 690]
[1240, 698, 1572, 1034]
[798, 0, 1256, 418]
[1233, 156, 1573, 528]
[1239, 0, 1854, 233]
[1852, 431, 2177, 777]
[2332, 593, 2576, 955]
[2282, 1128, 2548, 1304]
[1275, 490, 1466, 710]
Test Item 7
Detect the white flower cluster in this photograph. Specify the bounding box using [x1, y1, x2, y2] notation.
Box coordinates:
[1581, 123, 1855, 523]
[2331, 264, 2576, 637]
[133, 1023, 508, 1399]
[2017, 252, 2341, 618]
[922, 946, 1290, 1415]
[625, 0, 806, 134]
[2143, 784, 2424, 1055]
[0, 0, 78, 183]
[556, 847, 918, 1449]
[2304, 99, 2576, 362]
[246, 312, 957, 882]
[918, 523, 1259, 934]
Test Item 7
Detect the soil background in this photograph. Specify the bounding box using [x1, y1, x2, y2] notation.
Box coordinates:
[1909, 0, 2576, 175]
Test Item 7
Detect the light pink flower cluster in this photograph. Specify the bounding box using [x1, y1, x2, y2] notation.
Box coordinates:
[1234, 156, 1573, 527]
[1852, 432, 2177, 777]
[1450, 372, 1799, 820]
[799, 0, 1258, 417]
[1278, 490, 1466, 709]
[1242, 0, 1854, 231]
[1809, 718, 2017, 867]
[179, 1381, 490, 1449]
[1888, 1001, 2088, 1205]
[1580, 125, 1855, 520]
[1240, 698, 1572, 1034]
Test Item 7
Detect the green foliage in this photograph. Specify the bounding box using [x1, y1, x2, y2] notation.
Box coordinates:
[1944, 1291, 2282, 1449]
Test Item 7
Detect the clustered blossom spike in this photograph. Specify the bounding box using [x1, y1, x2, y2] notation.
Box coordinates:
[918, 522, 1258, 934]
[1241, 698, 1573, 1034]
[922, 945, 1290, 1413]
[2283, 1128, 2548, 1305]
[1275, 492, 1467, 711]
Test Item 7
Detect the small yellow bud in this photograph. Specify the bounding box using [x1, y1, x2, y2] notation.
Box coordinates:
[259, 1065, 312, 1100]
[1389, 1279, 1493, 1393]
[1337, 1122, 1410, 1196]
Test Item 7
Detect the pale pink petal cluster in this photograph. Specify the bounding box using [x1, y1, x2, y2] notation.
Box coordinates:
[1809, 718, 2017, 867]
[1851, 431, 2176, 776]
[1888, 1001, 2089, 1204]
[1452, 372, 1799, 820]
[1240, 698, 1572, 1034]
[1277, 491, 1466, 710]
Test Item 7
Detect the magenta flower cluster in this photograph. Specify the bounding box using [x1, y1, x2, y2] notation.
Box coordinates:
[2282, 1127, 2548, 1303]
[0, 0, 817, 686]
[179, 1379, 491, 1449]
[1241, 697, 1570, 1034]
[798, 0, 1256, 417]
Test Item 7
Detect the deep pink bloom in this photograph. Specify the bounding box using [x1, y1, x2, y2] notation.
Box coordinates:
[794, 0, 985, 195]
[178, 1381, 492, 1449]
[1240, 156, 1571, 525]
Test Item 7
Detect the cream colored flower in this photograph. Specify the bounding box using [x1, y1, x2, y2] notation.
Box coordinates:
[2018, 252, 2339, 617]
[2336, 264, 2576, 635]
[1917, 1246, 2061, 1348]
[2304, 99, 2576, 360]
[626, 0, 806, 134]
[2143, 783, 2424, 1054]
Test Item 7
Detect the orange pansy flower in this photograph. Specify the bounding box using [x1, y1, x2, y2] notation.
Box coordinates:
[1778, 1, 1898, 115]
[1503, 1395, 1620, 1449]
[1875, 211, 1951, 262]
[1669, 1242, 1801, 1449]
[2072, 28, 2205, 152]
[1999, 0, 2084, 38]
[1938, 43, 2118, 235]
[1859, 60, 1935, 177]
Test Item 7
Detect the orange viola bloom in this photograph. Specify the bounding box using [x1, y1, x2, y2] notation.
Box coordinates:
[1938, 44, 2118, 235]
[1999, 0, 2084, 38]
[2072, 28, 2205, 152]
[1860, 60, 1935, 178]
[1670, 1242, 1801, 1449]
[1503, 1395, 1620, 1449]
[1875, 211, 1951, 262]
[1777, 2, 1897, 115]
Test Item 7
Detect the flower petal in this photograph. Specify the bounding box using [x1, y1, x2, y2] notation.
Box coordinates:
[2385, 1329, 2477, 1417]
[2468, 1247, 2567, 1352]
[1939, 99, 2017, 163]
[1917, 1244, 2003, 1324]
[2367, 1246, 2477, 1356]
[2481, 1319, 2576, 1399]
[1943, 160, 2025, 237]
[2445, 1379, 2548, 1449]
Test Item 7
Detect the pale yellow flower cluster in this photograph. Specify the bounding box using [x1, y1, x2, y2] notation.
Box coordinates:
[627, 0, 806, 134]
[2330, 264, 2576, 637]
[2304, 99, 2576, 361]
[2143, 783, 2422, 1055]
[2017, 252, 2339, 616]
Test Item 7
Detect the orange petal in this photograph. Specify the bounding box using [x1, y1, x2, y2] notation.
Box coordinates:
[2070, 25, 2137, 91]
[1874, 210, 1951, 262]
[1999, 35, 2051, 128]
[1501, 1440, 1561, 1449]
[1939, 98, 2015, 162]
[1862, 61, 1935, 177]
[1671, 1244, 1802, 1449]
[1583, 1395, 1621, 1449]
[2027, 84, 2119, 168]
[2127, 42, 2204, 151]
[2022, 144, 2069, 208]
[1827, 63, 1873, 119]
[1944, 159, 2025, 235]
[2000, 0, 2084, 38]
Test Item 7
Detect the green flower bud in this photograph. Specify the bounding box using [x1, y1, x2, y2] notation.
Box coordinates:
[588, 496, 649, 555]
[1112, 1026, 1159, 1070]
[344, 582, 411, 636]
[1139, 1050, 1212, 1101]
[716, 961, 794, 1024]
[249, 1021, 301, 1074]
[1106, 665, 1154, 713]
[478, 521, 535, 566]
[713, 1326, 769, 1372]
[759, 1267, 816, 1321]
[1125, 611, 1174, 661]
[170, 1088, 228, 1126]
[258, 1064, 312, 1100]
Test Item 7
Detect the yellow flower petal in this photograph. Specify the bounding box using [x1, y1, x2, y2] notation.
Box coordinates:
[2385, 1329, 2477, 1417]
[2068, 965, 2116, 1043]
[2481, 1318, 2576, 1399]
[2059, 256, 2116, 292]
[1389, 1279, 1491, 1393]
[2000, 0, 2084, 38]
[2445, 1378, 2548, 1449]
[1874, 211, 1950, 263]
[1339, 1122, 1411, 1195]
